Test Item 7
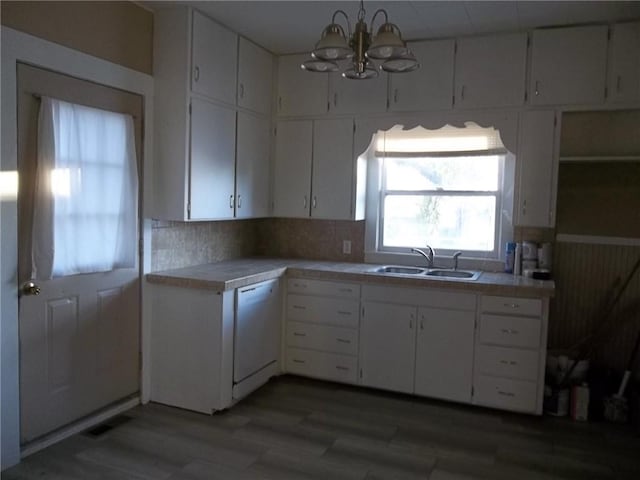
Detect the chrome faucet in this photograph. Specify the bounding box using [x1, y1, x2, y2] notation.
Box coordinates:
[452, 251, 462, 270]
[411, 246, 435, 268]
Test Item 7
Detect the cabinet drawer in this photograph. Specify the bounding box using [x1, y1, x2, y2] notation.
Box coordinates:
[362, 285, 476, 311]
[479, 314, 541, 349]
[287, 278, 360, 299]
[474, 375, 538, 412]
[285, 348, 357, 384]
[286, 321, 358, 356]
[481, 295, 541, 317]
[475, 345, 539, 381]
[287, 294, 359, 328]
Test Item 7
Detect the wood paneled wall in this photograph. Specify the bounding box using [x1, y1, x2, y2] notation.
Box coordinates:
[550, 241, 640, 371]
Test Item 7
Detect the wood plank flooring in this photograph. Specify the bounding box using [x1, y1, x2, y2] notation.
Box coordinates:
[4, 375, 640, 479]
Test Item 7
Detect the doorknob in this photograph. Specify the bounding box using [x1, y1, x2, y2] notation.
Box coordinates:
[21, 281, 41, 296]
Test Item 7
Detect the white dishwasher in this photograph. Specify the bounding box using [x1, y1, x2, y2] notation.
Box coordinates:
[233, 278, 281, 400]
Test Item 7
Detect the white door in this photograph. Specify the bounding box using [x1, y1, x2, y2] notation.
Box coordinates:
[328, 71, 388, 114]
[189, 98, 236, 220]
[17, 64, 141, 443]
[415, 307, 475, 403]
[360, 301, 416, 394]
[277, 54, 328, 116]
[236, 112, 270, 218]
[311, 118, 354, 220]
[608, 22, 640, 104]
[191, 10, 237, 104]
[273, 120, 313, 217]
[238, 37, 273, 115]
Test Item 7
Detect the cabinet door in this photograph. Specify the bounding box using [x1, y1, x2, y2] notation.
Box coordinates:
[191, 10, 238, 104]
[360, 302, 416, 394]
[236, 112, 270, 218]
[455, 33, 527, 108]
[277, 54, 328, 116]
[530, 25, 608, 106]
[273, 120, 312, 217]
[415, 308, 475, 403]
[238, 38, 273, 114]
[311, 118, 355, 220]
[189, 98, 236, 220]
[516, 110, 557, 227]
[328, 72, 388, 114]
[608, 22, 640, 104]
[389, 39, 454, 112]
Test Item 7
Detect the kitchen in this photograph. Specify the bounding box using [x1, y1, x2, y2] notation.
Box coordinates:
[2, 1, 640, 478]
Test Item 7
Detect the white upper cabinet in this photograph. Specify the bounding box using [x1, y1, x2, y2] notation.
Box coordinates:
[277, 54, 329, 116]
[608, 22, 640, 104]
[454, 33, 527, 109]
[328, 73, 388, 114]
[516, 110, 558, 227]
[189, 98, 237, 220]
[530, 25, 608, 106]
[311, 118, 355, 219]
[273, 120, 313, 217]
[389, 39, 455, 112]
[273, 118, 364, 220]
[191, 10, 238, 105]
[238, 38, 273, 114]
[236, 112, 270, 219]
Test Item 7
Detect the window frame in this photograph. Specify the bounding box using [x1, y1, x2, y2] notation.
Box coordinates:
[377, 153, 505, 258]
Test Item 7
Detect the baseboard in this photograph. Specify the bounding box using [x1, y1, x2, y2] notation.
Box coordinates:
[20, 395, 140, 459]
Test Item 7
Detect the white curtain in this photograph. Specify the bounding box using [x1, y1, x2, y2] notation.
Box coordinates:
[32, 97, 138, 279]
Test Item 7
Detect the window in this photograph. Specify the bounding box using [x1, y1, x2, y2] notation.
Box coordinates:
[32, 97, 138, 279]
[367, 123, 510, 262]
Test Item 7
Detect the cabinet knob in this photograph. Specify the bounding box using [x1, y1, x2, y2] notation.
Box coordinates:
[616, 75, 622, 94]
[303, 195, 307, 209]
[461, 85, 465, 100]
[239, 83, 245, 98]
[534, 80, 540, 96]
[194, 66, 200, 82]
[312, 196, 317, 209]
[229, 195, 234, 209]
[394, 89, 399, 103]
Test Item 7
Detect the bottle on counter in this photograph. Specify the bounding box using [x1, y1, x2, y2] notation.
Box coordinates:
[505, 242, 516, 273]
[514, 243, 522, 276]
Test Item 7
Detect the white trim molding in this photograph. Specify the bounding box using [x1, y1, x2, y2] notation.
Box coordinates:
[556, 233, 640, 247]
[1, 26, 153, 470]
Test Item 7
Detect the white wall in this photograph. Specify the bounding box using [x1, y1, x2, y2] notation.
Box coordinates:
[0, 27, 153, 470]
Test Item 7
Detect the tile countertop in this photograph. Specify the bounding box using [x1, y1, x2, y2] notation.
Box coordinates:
[146, 258, 555, 298]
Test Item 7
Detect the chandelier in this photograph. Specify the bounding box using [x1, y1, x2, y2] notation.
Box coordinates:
[301, 0, 419, 79]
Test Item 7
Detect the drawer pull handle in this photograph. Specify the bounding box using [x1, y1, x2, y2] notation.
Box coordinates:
[293, 283, 307, 289]
[292, 305, 306, 310]
[293, 332, 306, 337]
[335, 366, 349, 371]
[336, 338, 351, 344]
[499, 360, 518, 366]
[337, 311, 352, 315]
[503, 303, 520, 309]
[498, 390, 515, 397]
[292, 359, 305, 364]
[339, 288, 353, 293]
[501, 328, 518, 335]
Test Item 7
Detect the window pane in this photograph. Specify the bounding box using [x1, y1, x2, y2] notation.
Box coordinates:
[385, 156, 500, 191]
[383, 195, 496, 251]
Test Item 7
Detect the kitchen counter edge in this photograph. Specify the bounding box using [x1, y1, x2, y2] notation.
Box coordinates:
[145, 258, 555, 298]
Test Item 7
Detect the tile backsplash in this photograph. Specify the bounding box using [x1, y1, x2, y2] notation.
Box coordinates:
[151, 218, 365, 271]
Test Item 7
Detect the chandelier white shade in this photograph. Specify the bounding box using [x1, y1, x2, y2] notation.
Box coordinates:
[301, 0, 419, 79]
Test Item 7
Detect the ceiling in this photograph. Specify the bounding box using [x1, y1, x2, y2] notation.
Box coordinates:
[143, 1, 640, 55]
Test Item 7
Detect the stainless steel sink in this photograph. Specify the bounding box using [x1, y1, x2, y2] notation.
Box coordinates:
[373, 266, 426, 275]
[425, 269, 480, 280]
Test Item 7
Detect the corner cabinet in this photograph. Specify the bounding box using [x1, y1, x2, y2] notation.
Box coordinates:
[529, 25, 608, 106]
[516, 110, 559, 227]
[153, 7, 273, 221]
[273, 118, 365, 220]
[277, 54, 328, 117]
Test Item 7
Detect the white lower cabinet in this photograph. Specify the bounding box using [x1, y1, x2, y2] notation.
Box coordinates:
[284, 278, 360, 384]
[473, 295, 548, 414]
[359, 302, 417, 394]
[415, 307, 475, 403]
[360, 285, 477, 401]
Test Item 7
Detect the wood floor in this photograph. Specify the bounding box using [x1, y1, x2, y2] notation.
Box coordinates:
[4, 375, 640, 479]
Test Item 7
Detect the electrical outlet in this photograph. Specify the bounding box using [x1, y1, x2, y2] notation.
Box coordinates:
[342, 240, 352, 255]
